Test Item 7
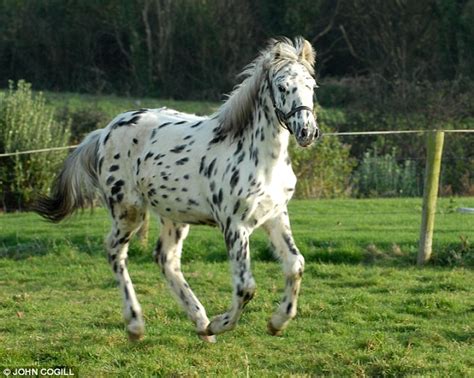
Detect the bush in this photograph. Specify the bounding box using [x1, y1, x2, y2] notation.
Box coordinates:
[0, 81, 71, 211]
[353, 147, 422, 197]
[440, 128, 474, 196]
[56, 106, 108, 143]
[318, 77, 474, 197]
[290, 109, 355, 198]
[316, 78, 358, 108]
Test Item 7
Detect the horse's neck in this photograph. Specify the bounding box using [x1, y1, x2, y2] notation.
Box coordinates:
[259, 121, 289, 158]
[246, 92, 291, 169]
[262, 86, 290, 153]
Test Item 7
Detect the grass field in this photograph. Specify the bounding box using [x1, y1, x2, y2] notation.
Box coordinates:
[45, 91, 220, 119]
[1, 198, 473, 376]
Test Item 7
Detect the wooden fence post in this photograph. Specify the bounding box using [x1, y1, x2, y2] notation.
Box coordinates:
[417, 130, 445, 266]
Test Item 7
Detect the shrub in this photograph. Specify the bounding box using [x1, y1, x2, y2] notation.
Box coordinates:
[56, 106, 108, 143]
[0, 80, 71, 210]
[353, 147, 422, 197]
[290, 110, 355, 198]
[316, 78, 358, 108]
[320, 78, 474, 197]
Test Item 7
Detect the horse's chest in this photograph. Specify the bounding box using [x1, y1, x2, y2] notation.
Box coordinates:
[246, 166, 296, 225]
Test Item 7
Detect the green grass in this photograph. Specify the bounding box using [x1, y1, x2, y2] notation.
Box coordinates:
[1, 198, 473, 376]
[44, 91, 220, 120]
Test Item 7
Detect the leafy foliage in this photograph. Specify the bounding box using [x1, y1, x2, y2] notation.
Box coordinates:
[290, 109, 355, 198]
[0, 1, 472, 200]
[353, 147, 421, 197]
[0, 81, 70, 210]
[0, 0, 473, 98]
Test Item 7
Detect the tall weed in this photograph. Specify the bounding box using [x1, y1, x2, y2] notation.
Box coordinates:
[0, 81, 71, 210]
[291, 111, 355, 198]
[353, 147, 421, 197]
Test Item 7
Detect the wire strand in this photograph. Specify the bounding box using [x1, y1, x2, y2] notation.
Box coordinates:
[0, 145, 78, 157]
[0, 129, 472, 157]
[323, 129, 474, 137]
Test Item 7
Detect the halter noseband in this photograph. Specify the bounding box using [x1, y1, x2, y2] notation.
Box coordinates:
[266, 72, 314, 135]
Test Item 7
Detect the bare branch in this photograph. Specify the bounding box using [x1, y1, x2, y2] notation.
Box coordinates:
[339, 24, 362, 61]
[311, 0, 340, 44]
[142, 0, 153, 83]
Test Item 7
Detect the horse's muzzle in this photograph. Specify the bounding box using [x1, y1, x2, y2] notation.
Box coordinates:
[296, 121, 319, 147]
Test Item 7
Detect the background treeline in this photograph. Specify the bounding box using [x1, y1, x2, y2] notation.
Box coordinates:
[1, 0, 473, 98]
[0, 0, 473, 210]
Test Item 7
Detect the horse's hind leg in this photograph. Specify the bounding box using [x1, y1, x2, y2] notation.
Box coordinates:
[154, 218, 215, 342]
[263, 211, 305, 336]
[106, 202, 146, 341]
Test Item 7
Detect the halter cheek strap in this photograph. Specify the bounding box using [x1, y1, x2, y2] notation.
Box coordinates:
[266, 72, 314, 135]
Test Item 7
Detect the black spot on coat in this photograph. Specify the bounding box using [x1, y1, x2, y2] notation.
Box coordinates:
[176, 157, 189, 165]
[145, 152, 154, 160]
[170, 145, 186, 153]
[230, 170, 240, 188]
[106, 176, 115, 186]
[103, 132, 111, 145]
[158, 122, 171, 129]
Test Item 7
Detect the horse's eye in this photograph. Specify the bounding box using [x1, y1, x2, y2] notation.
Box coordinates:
[277, 84, 285, 92]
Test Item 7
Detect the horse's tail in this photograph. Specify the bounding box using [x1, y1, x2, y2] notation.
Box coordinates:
[33, 129, 102, 222]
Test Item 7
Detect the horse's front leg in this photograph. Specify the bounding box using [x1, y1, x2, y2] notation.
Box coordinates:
[263, 210, 305, 335]
[155, 218, 215, 342]
[204, 225, 255, 336]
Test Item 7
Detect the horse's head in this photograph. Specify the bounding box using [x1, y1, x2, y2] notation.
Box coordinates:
[266, 37, 319, 147]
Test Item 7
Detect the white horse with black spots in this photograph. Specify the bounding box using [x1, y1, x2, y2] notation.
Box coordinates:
[34, 37, 320, 342]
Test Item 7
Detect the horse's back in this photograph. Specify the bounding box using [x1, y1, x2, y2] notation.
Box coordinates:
[154, 107, 207, 122]
[95, 107, 218, 224]
[97, 107, 210, 168]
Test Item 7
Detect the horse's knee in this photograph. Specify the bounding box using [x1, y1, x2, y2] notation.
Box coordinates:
[284, 253, 305, 278]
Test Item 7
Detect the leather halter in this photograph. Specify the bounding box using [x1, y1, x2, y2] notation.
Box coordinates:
[266, 71, 314, 135]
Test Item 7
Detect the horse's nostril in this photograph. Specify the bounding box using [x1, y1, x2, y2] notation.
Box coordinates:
[314, 128, 320, 140]
[300, 128, 308, 139]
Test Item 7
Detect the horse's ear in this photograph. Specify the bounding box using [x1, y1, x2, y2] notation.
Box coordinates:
[300, 39, 316, 68]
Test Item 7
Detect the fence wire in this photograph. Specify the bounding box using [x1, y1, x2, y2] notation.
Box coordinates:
[0, 129, 473, 158]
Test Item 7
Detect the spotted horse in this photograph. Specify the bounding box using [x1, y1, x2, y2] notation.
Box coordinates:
[34, 37, 320, 342]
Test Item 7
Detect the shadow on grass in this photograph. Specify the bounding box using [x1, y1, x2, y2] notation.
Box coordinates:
[1, 232, 471, 268]
[0, 232, 105, 260]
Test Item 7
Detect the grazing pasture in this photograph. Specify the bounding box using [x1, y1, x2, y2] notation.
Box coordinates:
[0, 198, 473, 376]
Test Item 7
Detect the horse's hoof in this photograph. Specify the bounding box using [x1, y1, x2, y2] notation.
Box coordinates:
[127, 323, 144, 342]
[198, 333, 217, 343]
[127, 330, 144, 342]
[267, 321, 283, 336]
[197, 327, 217, 343]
